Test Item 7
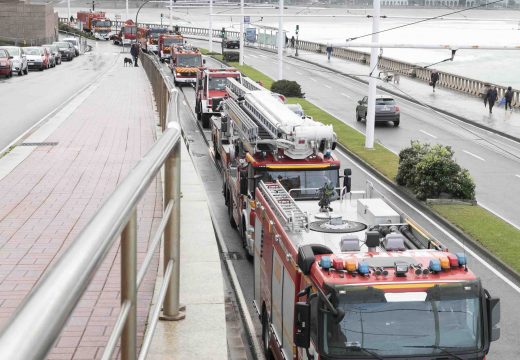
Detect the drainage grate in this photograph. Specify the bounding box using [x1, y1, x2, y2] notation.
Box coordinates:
[20, 142, 58, 147]
[221, 252, 243, 260]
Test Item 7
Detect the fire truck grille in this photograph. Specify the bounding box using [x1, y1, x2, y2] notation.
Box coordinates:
[309, 220, 367, 233]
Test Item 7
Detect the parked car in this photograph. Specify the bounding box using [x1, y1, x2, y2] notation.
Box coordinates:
[0, 49, 13, 78]
[0, 46, 28, 75]
[63, 38, 80, 56]
[42, 44, 61, 66]
[53, 42, 75, 61]
[24, 47, 50, 71]
[355, 95, 400, 127]
[222, 38, 240, 49]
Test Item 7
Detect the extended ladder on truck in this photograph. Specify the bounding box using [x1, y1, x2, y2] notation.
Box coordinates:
[258, 181, 308, 232]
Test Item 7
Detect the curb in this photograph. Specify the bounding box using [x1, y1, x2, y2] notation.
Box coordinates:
[336, 142, 520, 284]
[289, 55, 520, 145]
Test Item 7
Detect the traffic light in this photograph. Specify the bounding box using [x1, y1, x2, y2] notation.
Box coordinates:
[174, 25, 179, 33]
[296, 24, 299, 35]
[221, 27, 226, 38]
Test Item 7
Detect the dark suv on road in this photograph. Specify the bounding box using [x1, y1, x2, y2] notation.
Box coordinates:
[222, 38, 240, 49]
[356, 95, 400, 127]
[53, 42, 75, 61]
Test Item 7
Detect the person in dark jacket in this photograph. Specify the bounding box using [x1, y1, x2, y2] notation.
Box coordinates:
[487, 86, 498, 114]
[430, 70, 439, 92]
[505, 86, 514, 112]
[326, 44, 333, 62]
[130, 43, 140, 67]
[290, 36, 295, 48]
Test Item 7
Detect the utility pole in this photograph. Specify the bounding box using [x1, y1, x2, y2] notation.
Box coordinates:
[209, 0, 213, 52]
[295, 24, 299, 57]
[240, 0, 244, 65]
[161, 13, 163, 27]
[169, 0, 173, 31]
[67, 0, 71, 22]
[365, 0, 380, 149]
[126, 0, 129, 20]
[277, 0, 284, 80]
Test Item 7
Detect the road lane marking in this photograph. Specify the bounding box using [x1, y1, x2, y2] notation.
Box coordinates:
[340, 93, 352, 99]
[310, 78, 317, 82]
[247, 54, 258, 59]
[324, 84, 332, 89]
[516, 174, 520, 179]
[335, 147, 520, 294]
[295, 71, 303, 75]
[463, 150, 485, 162]
[182, 100, 187, 106]
[419, 130, 437, 139]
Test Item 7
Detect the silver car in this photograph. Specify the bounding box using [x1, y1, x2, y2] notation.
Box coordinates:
[356, 95, 400, 127]
[0, 46, 28, 76]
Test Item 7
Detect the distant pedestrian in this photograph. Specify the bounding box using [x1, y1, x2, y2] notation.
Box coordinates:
[326, 44, 333, 62]
[430, 70, 439, 92]
[130, 43, 140, 67]
[486, 86, 498, 114]
[285, 34, 289, 47]
[505, 86, 514, 112]
[69, 15, 74, 23]
[290, 36, 295, 48]
[393, 72, 400, 85]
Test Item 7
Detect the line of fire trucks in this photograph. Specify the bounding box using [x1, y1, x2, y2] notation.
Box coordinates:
[185, 59, 502, 359]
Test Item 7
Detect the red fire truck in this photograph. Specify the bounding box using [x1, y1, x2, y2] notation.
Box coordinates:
[92, 18, 112, 40]
[76, 11, 105, 33]
[195, 68, 241, 128]
[112, 20, 146, 46]
[212, 77, 339, 258]
[169, 47, 202, 86]
[158, 34, 184, 62]
[253, 178, 501, 359]
[147, 28, 169, 54]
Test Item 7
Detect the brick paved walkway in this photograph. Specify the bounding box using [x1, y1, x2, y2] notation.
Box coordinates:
[0, 58, 162, 359]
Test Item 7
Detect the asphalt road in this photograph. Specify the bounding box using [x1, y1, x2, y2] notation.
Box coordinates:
[189, 39, 520, 231]
[0, 41, 118, 152]
[162, 51, 520, 358]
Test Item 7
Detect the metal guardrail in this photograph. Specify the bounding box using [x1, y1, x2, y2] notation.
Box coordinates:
[0, 83, 184, 359]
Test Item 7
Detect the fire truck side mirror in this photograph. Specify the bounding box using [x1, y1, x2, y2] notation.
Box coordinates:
[298, 245, 315, 275]
[487, 296, 500, 342]
[294, 302, 311, 349]
[343, 168, 352, 193]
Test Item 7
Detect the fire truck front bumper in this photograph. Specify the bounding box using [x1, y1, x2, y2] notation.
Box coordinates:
[174, 76, 196, 84]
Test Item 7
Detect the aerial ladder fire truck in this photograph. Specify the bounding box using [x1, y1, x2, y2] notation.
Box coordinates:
[212, 77, 339, 257]
[195, 68, 241, 129]
[253, 175, 501, 359]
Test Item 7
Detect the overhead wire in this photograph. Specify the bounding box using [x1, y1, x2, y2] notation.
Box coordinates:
[346, 0, 504, 42]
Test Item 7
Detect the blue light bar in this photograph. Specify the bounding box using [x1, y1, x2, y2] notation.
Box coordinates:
[319, 256, 332, 270]
[429, 259, 441, 272]
[456, 253, 467, 266]
[358, 262, 369, 275]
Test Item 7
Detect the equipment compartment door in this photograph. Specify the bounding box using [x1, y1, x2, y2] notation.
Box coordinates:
[253, 216, 263, 311]
[271, 250, 284, 348]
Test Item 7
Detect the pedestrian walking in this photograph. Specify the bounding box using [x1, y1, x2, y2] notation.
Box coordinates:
[290, 36, 295, 49]
[393, 72, 400, 85]
[69, 15, 74, 23]
[430, 70, 439, 92]
[505, 86, 514, 112]
[285, 34, 289, 47]
[486, 86, 498, 114]
[326, 44, 333, 62]
[130, 43, 140, 67]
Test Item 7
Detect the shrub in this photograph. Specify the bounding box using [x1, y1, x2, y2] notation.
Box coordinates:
[223, 50, 239, 62]
[270, 79, 303, 98]
[396, 141, 475, 200]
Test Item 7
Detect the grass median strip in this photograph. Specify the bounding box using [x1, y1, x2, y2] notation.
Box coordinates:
[202, 51, 520, 275]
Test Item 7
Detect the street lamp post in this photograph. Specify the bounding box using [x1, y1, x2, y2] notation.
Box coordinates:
[277, 0, 284, 80]
[239, 0, 244, 65]
[209, 0, 213, 53]
[295, 24, 299, 57]
[365, 0, 381, 149]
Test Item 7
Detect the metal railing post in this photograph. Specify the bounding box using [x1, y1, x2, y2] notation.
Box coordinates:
[121, 210, 138, 360]
[162, 138, 184, 320]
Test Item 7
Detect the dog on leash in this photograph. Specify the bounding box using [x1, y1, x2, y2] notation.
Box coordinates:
[124, 57, 133, 67]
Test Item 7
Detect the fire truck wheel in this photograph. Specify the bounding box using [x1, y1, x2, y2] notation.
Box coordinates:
[356, 113, 361, 122]
[202, 114, 210, 129]
[160, 58, 164, 63]
[262, 307, 273, 359]
[228, 201, 237, 228]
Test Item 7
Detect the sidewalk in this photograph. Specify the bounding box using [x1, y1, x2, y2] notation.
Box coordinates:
[0, 51, 226, 359]
[288, 50, 520, 141]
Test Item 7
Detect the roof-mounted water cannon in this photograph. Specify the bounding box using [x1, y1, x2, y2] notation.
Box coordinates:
[365, 231, 380, 252]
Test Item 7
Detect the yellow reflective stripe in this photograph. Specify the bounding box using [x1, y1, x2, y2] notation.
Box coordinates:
[266, 164, 332, 170]
[373, 283, 437, 290]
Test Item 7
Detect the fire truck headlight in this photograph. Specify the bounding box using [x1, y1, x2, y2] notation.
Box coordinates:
[395, 262, 409, 276]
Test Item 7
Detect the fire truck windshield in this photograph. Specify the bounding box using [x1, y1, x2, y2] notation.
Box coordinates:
[320, 283, 482, 358]
[94, 20, 111, 27]
[257, 168, 339, 199]
[177, 55, 202, 67]
[163, 38, 183, 46]
[209, 77, 232, 90]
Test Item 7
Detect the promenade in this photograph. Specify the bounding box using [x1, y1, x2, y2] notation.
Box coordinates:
[289, 50, 520, 141]
[0, 49, 226, 359]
